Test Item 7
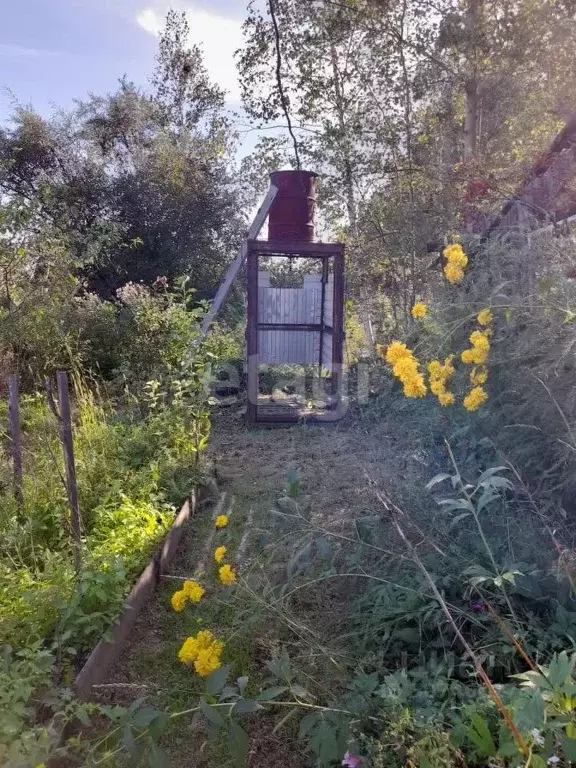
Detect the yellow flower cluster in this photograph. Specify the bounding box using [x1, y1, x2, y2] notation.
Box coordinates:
[443, 243, 468, 284]
[463, 386, 488, 412]
[170, 579, 206, 612]
[218, 563, 237, 586]
[214, 512, 237, 585]
[461, 308, 493, 411]
[461, 329, 490, 365]
[173, 507, 236, 677]
[411, 301, 427, 319]
[428, 357, 455, 406]
[178, 629, 224, 677]
[384, 341, 426, 398]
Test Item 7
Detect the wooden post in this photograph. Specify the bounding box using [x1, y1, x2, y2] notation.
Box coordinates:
[246, 248, 259, 424]
[331, 249, 345, 407]
[8, 375, 23, 508]
[58, 371, 81, 573]
[47, 372, 82, 573]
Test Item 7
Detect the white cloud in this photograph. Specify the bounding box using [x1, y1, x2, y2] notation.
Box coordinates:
[136, 4, 243, 101]
[0, 43, 62, 58]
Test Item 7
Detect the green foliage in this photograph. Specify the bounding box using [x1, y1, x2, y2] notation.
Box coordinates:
[55, 558, 127, 656]
[89, 499, 172, 578]
[1, 358, 214, 646]
[0, 26, 242, 300]
[221, 459, 576, 767]
[0, 643, 59, 768]
[0, 553, 73, 649]
[0, 9, 247, 766]
[0, 304, 219, 763]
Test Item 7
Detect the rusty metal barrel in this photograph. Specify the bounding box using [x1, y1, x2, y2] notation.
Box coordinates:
[268, 170, 317, 242]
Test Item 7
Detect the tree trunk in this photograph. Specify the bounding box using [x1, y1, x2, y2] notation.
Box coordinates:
[464, 77, 478, 158]
[329, 42, 375, 349]
[464, 0, 481, 158]
[399, 0, 417, 314]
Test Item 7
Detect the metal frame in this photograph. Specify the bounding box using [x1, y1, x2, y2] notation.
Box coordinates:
[246, 239, 345, 425]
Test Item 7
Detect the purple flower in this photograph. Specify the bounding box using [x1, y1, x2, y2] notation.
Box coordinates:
[471, 599, 486, 613]
[342, 752, 363, 767]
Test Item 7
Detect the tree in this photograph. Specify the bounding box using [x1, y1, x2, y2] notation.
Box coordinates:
[151, 9, 228, 137]
[238, 0, 576, 335]
[237, 0, 442, 330]
[0, 12, 243, 299]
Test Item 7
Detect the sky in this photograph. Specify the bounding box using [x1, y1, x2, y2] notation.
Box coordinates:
[0, 0, 257, 150]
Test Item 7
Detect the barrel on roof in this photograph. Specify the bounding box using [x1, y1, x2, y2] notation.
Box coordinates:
[268, 170, 317, 242]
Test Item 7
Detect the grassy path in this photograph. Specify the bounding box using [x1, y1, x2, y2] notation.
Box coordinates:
[99, 402, 441, 767]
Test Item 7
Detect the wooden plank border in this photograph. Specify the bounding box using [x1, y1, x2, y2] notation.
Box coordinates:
[74, 488, 201, 701]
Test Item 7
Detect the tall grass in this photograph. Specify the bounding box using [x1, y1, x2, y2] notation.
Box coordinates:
[0, 374, 211, 650]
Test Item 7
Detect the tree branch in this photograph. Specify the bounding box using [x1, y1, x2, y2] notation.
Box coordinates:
[268, 0, 301, 169]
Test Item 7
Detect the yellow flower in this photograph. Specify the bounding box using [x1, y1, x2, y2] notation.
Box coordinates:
[178, 630, 224, 670]
[215, 514, 229, 529]
[470, 367, 488, 386]
[178, 635, 200, 664]
[218, 563, 237, 586]
[443, 243, 468, 268]
[214, 546, 227, 564]
[444, 263, 464, 284]
[463, 386, 488, 412]
[477, 308, 493, 326]
[171, 590, 187, 613]
[461, 349, 474, 364]
[194, 647, 222, 677]
[411, 302, 427, 319]
[428, 357, 454, 381]
[182, 580, 205, 603]
[385, 341, 411, 365]
[384, 341, 427, 397]
[430, 379, 445, 396]
[428, 356, 455, 406]
[196, 629, 219, 652]
[393, 355, 419, 379]
[472, 347, 488, 364]
[403, 376, 427, 398]
[438, 391, 455, 406]
[469, 330, 490, 350]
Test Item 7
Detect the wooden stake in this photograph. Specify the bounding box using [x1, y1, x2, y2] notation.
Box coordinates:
[8, 374, 23, 508]
[46, 372, 82, 573]
[58, 372, 81, 573]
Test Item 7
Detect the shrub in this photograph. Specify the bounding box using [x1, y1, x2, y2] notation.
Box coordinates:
[55, 557, 128, 656]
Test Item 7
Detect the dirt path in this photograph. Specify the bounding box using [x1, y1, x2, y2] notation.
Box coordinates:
[98, 401, 444, 767]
